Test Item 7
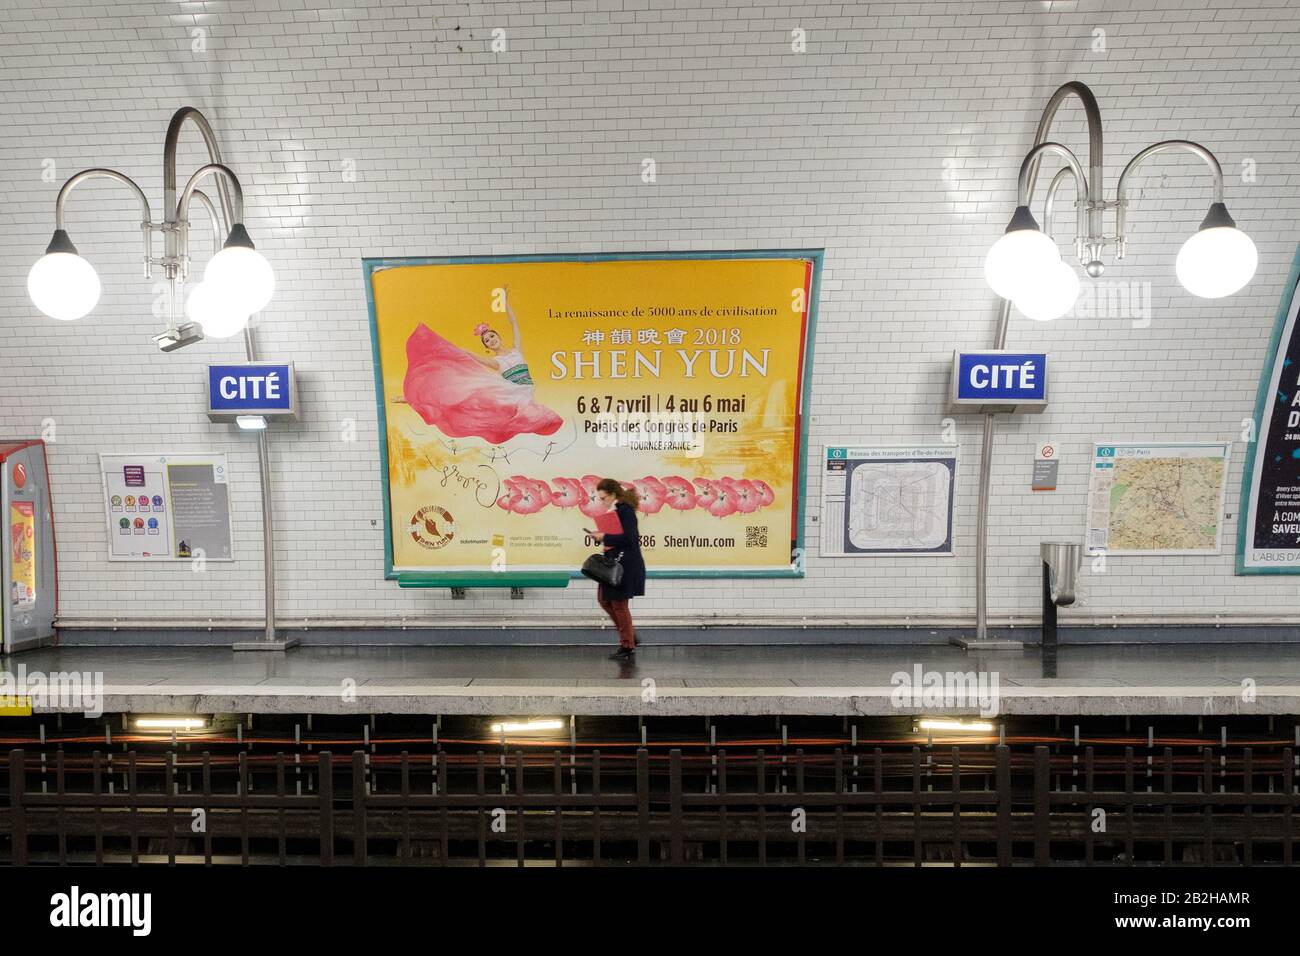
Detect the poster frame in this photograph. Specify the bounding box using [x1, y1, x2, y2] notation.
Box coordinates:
[98, 452, 235, 562]
[1236, 244, 1300, 574]
[1084, 441, 1231, 557]
[362, 249, 824, 582]
[817, 442, 959, 557]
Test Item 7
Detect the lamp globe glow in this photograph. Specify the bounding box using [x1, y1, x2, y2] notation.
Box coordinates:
[984, 207, 1061, 301]
[186, 281, 250, 339]
[28, 252, 100, 321]
[204, 233, 274, 315]
[1014, 260, 1080, 322]
[1176, 226, 1257, 299]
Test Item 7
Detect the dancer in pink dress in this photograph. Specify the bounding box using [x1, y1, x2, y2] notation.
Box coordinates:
[400, 287, 563, 446]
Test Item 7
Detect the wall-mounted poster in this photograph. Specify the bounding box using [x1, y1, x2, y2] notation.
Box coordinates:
[819, 445, 957, 556]
[100, 454, 233, 561]
[1085, 443, 1230, 556]
[9, 501, 36, 607]
[1238, 246, 1300, 573]
[363, 252, 822, 579]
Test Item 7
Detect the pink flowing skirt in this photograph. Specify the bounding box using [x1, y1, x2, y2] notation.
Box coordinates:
[402, 324, 563, 445]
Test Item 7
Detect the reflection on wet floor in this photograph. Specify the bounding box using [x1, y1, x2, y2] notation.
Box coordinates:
[7, 641, 1300, 688]
[1041, 643, 1057, 680]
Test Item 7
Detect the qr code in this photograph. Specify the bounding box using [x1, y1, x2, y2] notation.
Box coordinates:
[745, 525, 767, 548]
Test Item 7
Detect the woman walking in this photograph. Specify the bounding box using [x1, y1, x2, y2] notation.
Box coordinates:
[586, 478, 646, 661]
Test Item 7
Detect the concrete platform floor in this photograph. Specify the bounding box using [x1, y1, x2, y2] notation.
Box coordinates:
[6, 642, 1300, 716]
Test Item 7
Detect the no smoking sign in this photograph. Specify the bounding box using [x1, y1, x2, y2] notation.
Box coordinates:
[1033, 440, 1060, 492]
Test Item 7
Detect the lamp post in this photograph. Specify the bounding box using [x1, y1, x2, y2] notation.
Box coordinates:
[966, 82, 1256, 647]
[28, 107, 291, 651]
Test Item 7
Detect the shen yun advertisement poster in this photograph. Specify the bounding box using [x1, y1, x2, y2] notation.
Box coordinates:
[364, 252, 821, 579]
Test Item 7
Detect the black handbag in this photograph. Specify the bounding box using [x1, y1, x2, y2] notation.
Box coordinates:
[581, 550, 624, 587]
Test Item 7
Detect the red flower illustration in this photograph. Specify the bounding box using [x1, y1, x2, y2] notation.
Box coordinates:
[719, 476, 760, 514]
[496, 477, 523, 512]
[578, 474, 609, 519]
[706, 478, 737, 518]
[662, 476, 696, 510]
[549, 477, 584, 508]
[497, 473, 771, 517]
[693, 477, 718, 510]
[511, 476, 553, 514]
[632, 476, 667, 514]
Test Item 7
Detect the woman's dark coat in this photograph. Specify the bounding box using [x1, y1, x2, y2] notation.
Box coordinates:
[598, 500, 646, 600]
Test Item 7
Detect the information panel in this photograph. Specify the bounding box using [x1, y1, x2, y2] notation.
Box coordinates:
[1238, 247, 1300, 573]
[820, 445, 957, 556]
[365, 252, 820, 578]
[100, 454, 233, 561]
[1086, 443, 1230, 556]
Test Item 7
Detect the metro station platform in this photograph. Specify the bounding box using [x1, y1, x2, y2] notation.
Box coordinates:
[9, 642, 1300, 718]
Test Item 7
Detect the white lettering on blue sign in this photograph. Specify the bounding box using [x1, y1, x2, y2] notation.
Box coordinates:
[954, 352, 1047, 403]
[967, 361, 1036, 391]
[218, 372, 281, 401]
[208, 364, 294, 413]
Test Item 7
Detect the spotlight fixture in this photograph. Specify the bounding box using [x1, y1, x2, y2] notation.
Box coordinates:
[28, 108, 274, 347]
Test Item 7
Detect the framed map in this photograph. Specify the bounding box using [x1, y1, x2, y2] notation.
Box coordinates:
[1085, 443, 1230, 556]
[820, 445, 957, 556]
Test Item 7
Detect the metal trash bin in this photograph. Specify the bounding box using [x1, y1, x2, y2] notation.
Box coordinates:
[1040, 541, 1081, 648]
[1041, 541, 1081, 607]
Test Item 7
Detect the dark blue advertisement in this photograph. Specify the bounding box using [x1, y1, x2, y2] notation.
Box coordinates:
[1238, 246, 1300, 573]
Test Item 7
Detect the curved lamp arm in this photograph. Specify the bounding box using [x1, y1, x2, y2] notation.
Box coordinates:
[53, 168, 154, 277]
[1017, 142, 1088, 207]
[1115, 139, 1224, 258]
[1024, 81, 1104, 216]
[188, 188, 225, 251]
[164, 107, 237, 235]
[176, 163, 246, 278]
[1042, 165, 1085, 262]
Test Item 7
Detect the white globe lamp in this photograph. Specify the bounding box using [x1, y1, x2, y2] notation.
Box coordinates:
[1175, 203, 1258, 299]
[28, 230, 101, 321]
[985, 206, 1061, 301]
[186, 280, 249, 338]
[203, 224, 275, 315]
[1014, 260, 1081, 322]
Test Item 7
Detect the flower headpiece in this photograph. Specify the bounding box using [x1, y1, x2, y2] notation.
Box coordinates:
[473, 322, 491, 337]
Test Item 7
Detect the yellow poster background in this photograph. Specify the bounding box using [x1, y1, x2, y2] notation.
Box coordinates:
[369, 256, 814, 575]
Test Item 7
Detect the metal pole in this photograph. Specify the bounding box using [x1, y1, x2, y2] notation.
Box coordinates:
[163, 108, 292, 651]
[968, 83, 1104, 647]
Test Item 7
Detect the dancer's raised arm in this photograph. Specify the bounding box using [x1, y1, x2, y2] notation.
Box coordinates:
[503, 286, 523, 350]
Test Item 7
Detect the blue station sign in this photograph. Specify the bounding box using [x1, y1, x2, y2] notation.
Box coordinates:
[206, 362, 297, 421]
[950, 350, 1049, 408]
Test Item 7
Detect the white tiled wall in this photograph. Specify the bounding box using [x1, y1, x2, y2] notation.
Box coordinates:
[1, 0, 1298, 629]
